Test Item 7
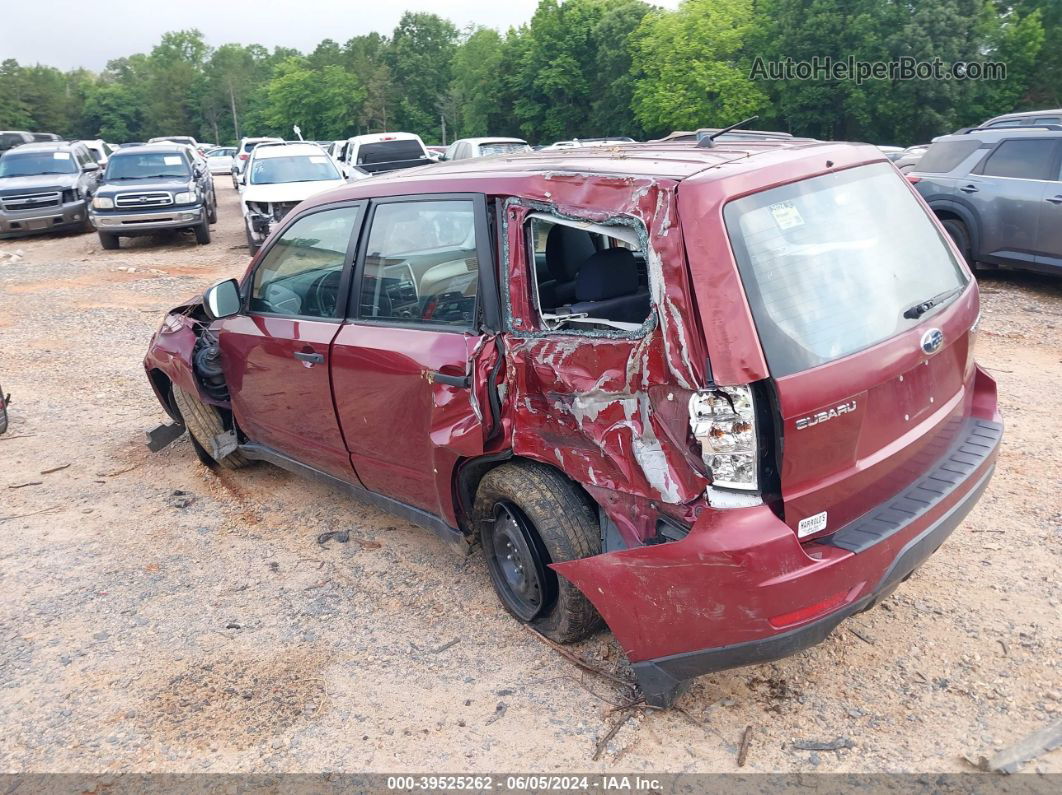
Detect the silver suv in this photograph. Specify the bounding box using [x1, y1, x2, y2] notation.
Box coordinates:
[909, 127, 1062, 276]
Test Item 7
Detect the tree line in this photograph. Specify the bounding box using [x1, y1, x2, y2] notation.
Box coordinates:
[0, 0, 1057, 148]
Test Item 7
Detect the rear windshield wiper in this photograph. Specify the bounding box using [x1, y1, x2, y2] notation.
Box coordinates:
[903, 285, 964, 320]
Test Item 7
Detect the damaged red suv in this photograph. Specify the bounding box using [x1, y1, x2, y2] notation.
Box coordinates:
[144, 139, 1002, 706]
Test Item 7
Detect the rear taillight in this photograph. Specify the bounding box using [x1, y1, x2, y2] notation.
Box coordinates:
[906, 174, 921, 184]
[689, 385, 758, 491]
[239, 153, 248, 160]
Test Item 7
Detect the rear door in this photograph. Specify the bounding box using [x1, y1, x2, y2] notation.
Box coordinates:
[330, 194, 497, 520]
[722, 162, 978, 538]
[968, 137, 1059, 267]
[218, 203, 364, 480]
[1035, 148, 1062, 270]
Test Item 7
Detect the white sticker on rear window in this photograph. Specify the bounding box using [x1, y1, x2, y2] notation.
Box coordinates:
[53, 152, 71, 160]
[797, 511, 828, 538]
[163, 156, 182, 166]
[309, 156, 327, 164]
[769, 200, 804, 230]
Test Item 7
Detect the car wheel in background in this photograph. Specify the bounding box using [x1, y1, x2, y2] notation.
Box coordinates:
[941, 218, 972, 266]
[207, 194, 218, 225]
[98, 232, 119, 250]
[245, 225, 260, 255]
[171, 387, 249, 470]
[194, 217, 211, 245]
[474, 461, 603, 644]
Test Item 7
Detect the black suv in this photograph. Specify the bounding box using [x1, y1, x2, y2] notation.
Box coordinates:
[0, 141, 100, 238]
[89, 144, 217, 249]
[910, 127, 1062, 276]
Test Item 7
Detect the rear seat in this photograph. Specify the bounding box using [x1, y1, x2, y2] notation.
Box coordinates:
[567, 248, 651, 324]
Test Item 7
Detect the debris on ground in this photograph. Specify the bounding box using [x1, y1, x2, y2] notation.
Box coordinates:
[792, 737, 854, 752]
[316, 530, 350, 545]
[968, 719, 1062, 774]
[737, 725, 753, 767]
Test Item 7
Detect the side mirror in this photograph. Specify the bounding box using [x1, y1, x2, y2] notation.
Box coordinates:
[85, 162, 100, 171]
[203, 278, 241, 320]
[193, 165, 204, 179]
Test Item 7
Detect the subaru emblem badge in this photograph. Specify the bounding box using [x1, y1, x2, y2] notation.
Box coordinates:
[920, 328, 944, 355]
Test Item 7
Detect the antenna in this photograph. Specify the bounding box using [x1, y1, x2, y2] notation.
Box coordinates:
[697, 116, 760, 148]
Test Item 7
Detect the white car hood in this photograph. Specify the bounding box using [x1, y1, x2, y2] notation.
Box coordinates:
[242, 179, 346, 208]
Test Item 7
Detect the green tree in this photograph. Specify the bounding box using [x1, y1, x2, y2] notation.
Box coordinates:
[631, 0, 767, 137]
[388, 12, 459, 138]
[264, 57, 364, 140]
[451, 27, 507, 137]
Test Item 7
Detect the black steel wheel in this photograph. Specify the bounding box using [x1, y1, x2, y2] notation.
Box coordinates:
[485, 501, 553, 621]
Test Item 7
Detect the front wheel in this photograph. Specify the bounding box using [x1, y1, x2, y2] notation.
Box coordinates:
[98, 232, 119, 250]
[194, 217, 211, 245]
[245, 224, 260, 255]
[207, 194, 218, 225]
[474, 462, 603, 643]
[171, 387, 249, 470]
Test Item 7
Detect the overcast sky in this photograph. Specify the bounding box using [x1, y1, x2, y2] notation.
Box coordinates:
[2, 0, 680, 72]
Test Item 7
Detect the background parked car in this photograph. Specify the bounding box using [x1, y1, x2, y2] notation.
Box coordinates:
[30, 133, 62, 142]
[205, 147, 236, 174]
[980, 108, 1062, 129]
[148, 135, 199, 148]
[0, 131, 34, 153]
[89, 144, 216, 249]
[77, 139, 117, 169]
[893, 144, 930, 173]
[232, 136, 283, 188]
[541, 136, 635, 150]
[338, 132, 433, 176]
[443, 137, 531, 160]
[0, 141, 99, 238]
[240, 141, 347, 253]
[910, 127, 1062, 276]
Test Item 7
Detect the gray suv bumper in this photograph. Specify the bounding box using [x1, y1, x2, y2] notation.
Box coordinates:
[90, 205, 204, 235]
[0, 200, 88, 236]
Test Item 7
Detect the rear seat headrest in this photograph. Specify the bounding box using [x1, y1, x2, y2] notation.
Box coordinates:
[575, 248, 639, 302]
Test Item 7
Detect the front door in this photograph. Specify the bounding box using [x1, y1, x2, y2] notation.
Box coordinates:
[219, 203, 364, 480]
[330, 195, 495, 519]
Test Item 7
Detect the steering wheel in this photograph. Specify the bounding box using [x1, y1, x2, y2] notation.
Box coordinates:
[311, 270, 342, 317]
[263, 282, 301, 315]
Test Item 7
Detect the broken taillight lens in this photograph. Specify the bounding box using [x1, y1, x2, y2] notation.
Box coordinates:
[688, 385, 758, 491]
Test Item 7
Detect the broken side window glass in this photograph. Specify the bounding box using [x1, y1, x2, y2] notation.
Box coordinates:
[525, 212, 651, 333]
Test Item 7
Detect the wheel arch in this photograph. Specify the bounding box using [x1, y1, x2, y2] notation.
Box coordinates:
[929, 200, 980, 257]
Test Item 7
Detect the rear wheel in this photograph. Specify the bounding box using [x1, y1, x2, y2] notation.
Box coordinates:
[474, 462, 603, 643]
[98, 232, 119, 250]
[194, 217, 211, 245]
[207, 193, 218, 225]
[171, 387, 249, 470]
[941, 219, 972, 266]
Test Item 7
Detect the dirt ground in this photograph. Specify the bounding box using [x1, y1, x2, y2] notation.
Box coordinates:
[0, 182, 1059, 776]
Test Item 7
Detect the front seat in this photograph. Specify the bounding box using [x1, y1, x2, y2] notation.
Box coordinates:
[568, 248, 650, 324]
[542, 225, 596, 308]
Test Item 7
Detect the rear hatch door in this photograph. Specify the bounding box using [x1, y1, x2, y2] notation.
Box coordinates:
[721, 162, 979, 539]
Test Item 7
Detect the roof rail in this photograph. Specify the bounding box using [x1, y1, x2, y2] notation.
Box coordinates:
[966, 124, 1062, 133]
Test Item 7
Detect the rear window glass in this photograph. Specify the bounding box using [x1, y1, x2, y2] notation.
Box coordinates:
[356, 140, 426, 165]
[725, 163, 968, 377]
[914, 140, 985, 173]
[979, 139, 1057, 180]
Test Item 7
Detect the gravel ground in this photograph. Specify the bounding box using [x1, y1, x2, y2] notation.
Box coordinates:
[0, 183, 1059, 775]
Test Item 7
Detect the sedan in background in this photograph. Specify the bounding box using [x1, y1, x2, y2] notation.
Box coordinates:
[443, 137, 531, 160]
[205, 147, 236, 175]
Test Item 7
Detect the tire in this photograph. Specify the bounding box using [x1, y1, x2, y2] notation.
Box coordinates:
[98, 232, 119, 250]
[942, 218, 971, 265]
[207, 194, 218, 225]
[245, 224, 260, 255]
[171, 386, 249, 470]
[474, 461, 603, 643]
[194, 217, 211, 245]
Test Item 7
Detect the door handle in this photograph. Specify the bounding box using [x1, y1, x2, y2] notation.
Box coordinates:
[427, 370, 470, 388]
[959, 184, 979, 193]
[294, 351, 324, 364]
[1047, 195, 1062, 205]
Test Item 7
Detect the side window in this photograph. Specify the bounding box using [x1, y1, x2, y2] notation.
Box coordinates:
[525, 213, 651, 332]
[75, 148, 91, 168]
[358, 200, 479, 328]
[250, 207, 359, 318]
[980, 139, 1057, 180]
[445, 142, 459, 160]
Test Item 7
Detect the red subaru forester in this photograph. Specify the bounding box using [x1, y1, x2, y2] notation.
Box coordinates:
[144, 138, 1002, 706]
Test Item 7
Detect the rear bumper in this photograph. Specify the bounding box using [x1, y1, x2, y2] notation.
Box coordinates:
[0, 201, 87, 235]
[553, 413, 1002, 707]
